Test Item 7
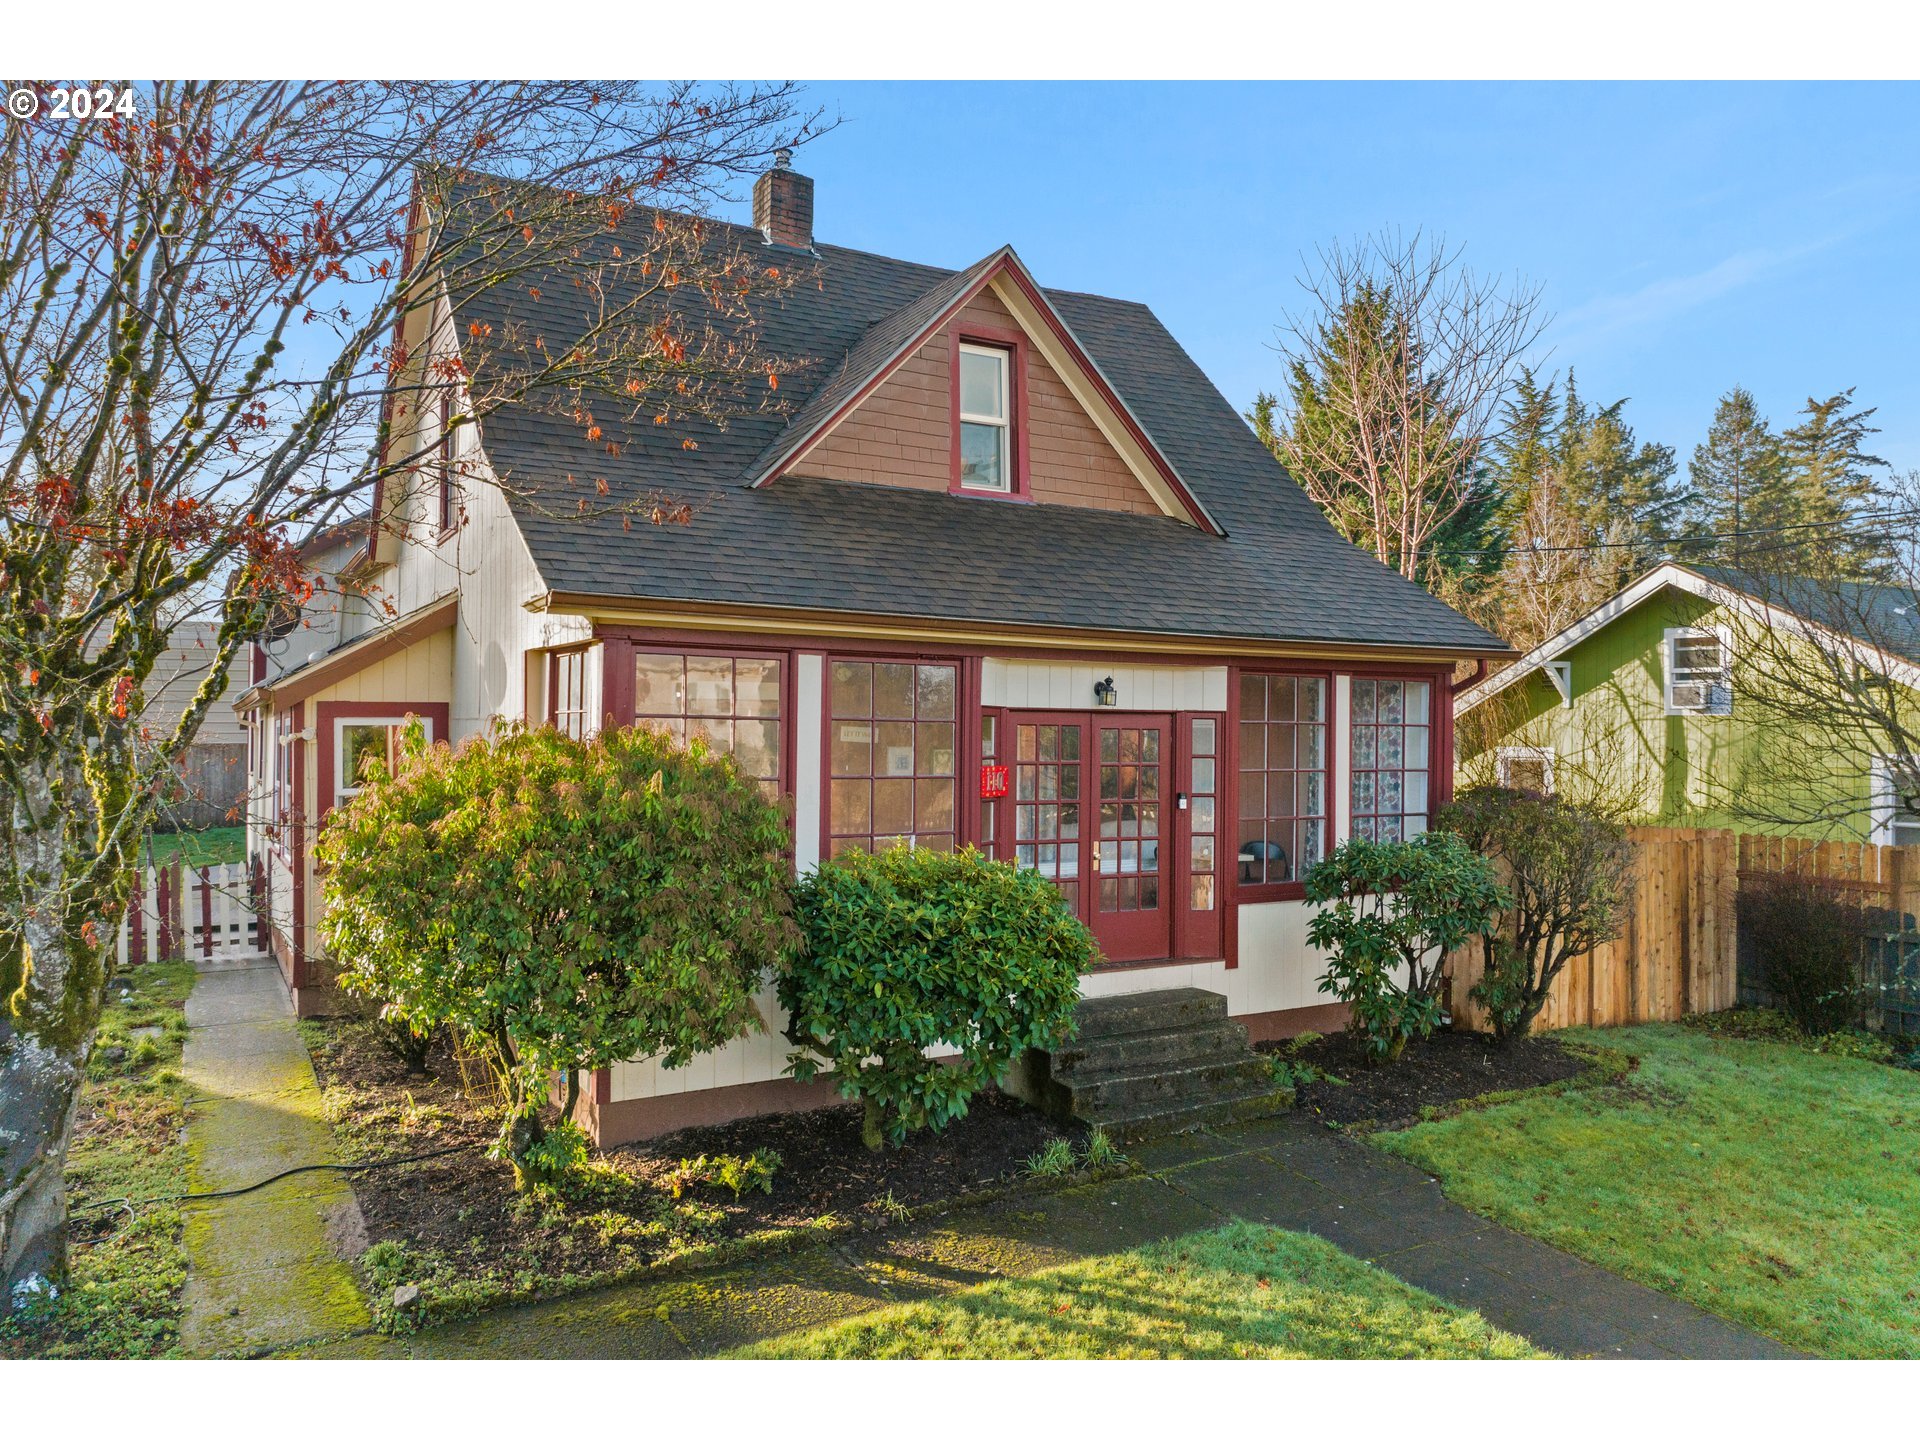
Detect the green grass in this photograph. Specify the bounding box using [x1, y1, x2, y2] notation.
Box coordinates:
[0, 962, 198, 1358]
[1374, 1024, 1920, 1359]
[731, 1221, 1543, 1359]
[146, 825, 245, 867]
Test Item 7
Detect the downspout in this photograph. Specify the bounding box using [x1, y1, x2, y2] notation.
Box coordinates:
[1450, 657, 1489, 696]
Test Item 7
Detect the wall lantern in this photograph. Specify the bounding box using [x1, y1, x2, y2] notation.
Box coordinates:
[1093, 676, 1118, 707]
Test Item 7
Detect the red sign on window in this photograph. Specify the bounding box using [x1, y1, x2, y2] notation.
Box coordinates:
[980, 763, 1010, 800]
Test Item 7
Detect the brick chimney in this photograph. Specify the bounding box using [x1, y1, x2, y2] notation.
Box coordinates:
[753, 148, 813, 250]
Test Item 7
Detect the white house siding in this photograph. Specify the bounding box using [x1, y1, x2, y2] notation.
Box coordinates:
[981, 659, 1228, 713]
[604, 656, 1351, 1107]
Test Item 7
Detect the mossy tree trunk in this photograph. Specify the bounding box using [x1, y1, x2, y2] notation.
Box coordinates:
[2, 764, 129, 1313]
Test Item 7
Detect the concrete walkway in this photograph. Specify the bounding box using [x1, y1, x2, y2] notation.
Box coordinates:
[294, 1111, 1793, 1360]
[179, 958, 371, 1356]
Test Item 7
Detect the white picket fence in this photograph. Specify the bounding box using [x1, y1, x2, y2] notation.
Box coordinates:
[118, 858, 267, 966]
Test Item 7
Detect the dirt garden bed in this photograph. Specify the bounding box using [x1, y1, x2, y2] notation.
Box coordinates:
[300, 1017, 1096, 1329]
[1259, 1027, 1594, 1132]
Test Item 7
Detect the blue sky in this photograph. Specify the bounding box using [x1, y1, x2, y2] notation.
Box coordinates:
[731, 82, 1920, 476]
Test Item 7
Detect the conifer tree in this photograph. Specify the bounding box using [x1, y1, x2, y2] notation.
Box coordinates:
[1776, 389, 1892, 577]
[1684, 387, 1788, 567]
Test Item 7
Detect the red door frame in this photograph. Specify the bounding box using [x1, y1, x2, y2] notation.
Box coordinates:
[998, 708, 1176, 965]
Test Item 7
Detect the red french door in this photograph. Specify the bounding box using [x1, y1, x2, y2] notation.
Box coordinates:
[1009, 712, 1172, 964]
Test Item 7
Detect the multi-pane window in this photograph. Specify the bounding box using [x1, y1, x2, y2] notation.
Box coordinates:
[980, 713, 1000, 854]
[1014, 722, 1083, 907]
[633, 652, 782, 798]
[1188, 718, 1218, 911]
[957, 343, 1011, 492]
[828, 660, 957, 856]
[550, 648, 592, 739]
[1666, 629, 1732, 715]
[1097, 725, 1163, 914]
[1350, 678, 1432, 841]
[1237, 675, 1327, 886]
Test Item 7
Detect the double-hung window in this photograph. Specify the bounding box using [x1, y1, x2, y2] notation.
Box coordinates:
[1665, 628, 1732, 715]
[632, 652, 783, 799]
[957, 343, 1012, 492]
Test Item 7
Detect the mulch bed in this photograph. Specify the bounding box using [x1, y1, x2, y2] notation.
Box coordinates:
[1259, 1028, 1590, 1131]
[302, 1018, 1079, 1306]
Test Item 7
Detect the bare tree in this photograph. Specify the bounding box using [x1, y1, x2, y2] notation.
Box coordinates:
[1708, 493, 1920, 840]
[1254, 230, 1547, 587]
[0, 79, 824, 1306]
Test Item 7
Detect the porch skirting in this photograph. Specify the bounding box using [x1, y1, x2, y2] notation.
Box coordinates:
[574, 1001, 1351, 1148]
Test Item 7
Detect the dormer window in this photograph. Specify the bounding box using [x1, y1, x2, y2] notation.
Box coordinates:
[957, 343, 1012, 492]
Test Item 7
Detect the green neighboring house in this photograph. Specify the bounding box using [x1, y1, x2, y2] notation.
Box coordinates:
[1455, 561, 1920, 844]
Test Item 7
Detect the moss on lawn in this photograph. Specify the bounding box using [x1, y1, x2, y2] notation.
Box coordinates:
[732, 1221, 1544, 1359]
[1375, 1023, 1920, 1359]
[1, 962, 198, 1358]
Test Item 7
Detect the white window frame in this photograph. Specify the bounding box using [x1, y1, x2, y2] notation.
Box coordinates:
[1663, 625, 1733, 717]
[1871, 755, 1920, 848]
[1496, 745, 1557, 794]
[957, 342, 1011, 493]
[334, 714, 436, 807]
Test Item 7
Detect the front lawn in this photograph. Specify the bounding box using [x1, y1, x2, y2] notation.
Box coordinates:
[146, 825, 245, 867]
[733, 1221, 1542, 1359]
[1375, 1023, 1920, 1358]
[0, 962, 197, 1358]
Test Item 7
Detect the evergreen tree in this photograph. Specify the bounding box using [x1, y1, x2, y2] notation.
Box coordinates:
[1776, 389, 1892, 577]
[1683, 387, 1789, 566]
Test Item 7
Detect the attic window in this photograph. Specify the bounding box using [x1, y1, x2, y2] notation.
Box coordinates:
[957, 343, 1011, 493]
[1665, 628, 1732, 716]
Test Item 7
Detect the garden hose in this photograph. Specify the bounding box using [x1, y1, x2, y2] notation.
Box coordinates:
[74, 1140, 485, 1213]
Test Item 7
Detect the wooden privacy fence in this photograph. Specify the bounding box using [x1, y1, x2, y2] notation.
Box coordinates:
[118, 858, 266, 966]
[1448, 826, 1740, 1032]
[1448, 826, 1920, 1033]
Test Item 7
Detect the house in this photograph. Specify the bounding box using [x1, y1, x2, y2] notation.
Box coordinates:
[1455, 560, 1920, 845]
[142, 623, 248, 831]
[238, 155, 1506, 1143]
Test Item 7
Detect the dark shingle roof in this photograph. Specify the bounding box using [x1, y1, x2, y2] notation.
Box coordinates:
[455, 212, 1505, 654]
[1687, 564, 1920, 666]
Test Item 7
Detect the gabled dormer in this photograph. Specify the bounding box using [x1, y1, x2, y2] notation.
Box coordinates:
[748, 247, 1222, 534]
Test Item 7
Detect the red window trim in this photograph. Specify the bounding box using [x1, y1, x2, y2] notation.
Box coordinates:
[547, 645, 595, 738]
[821, 653, 971, 860]
[1343, 669, 1445, 841]
[1227, 665, 1335, 906]
[623, 644, 792, 801]
[314, 701, 451, 826]
[947, 323, 1031, 501]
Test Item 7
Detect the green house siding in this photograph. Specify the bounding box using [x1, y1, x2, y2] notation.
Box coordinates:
[1459, 587, 1892, 841]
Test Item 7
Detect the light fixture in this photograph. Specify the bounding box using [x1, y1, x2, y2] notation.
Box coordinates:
[1093, 676, 1118, 707]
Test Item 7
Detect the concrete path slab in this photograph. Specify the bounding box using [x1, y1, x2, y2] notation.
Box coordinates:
[179, 959, 372, 1356]
[290, 1110, 1796, 1360]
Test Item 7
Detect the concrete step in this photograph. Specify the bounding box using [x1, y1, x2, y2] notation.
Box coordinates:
[1088, 1087, 1294, 1143]
[1054, 1020, 1254, 1078]
[1062, 1053, 1277, 1119]
[1073, 987, 1229, 1041]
